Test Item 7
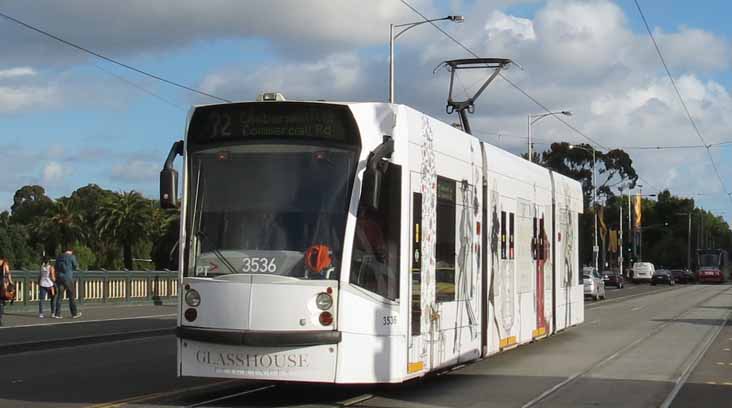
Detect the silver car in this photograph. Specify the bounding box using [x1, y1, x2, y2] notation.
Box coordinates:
[583, 267, 606, 301]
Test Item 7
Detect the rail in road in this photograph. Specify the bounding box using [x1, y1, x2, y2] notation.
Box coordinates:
[1, 283, 729, 407]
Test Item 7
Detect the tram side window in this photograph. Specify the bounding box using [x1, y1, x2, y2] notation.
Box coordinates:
[435, 177, 457, 302]
[532, 217, 538, 260]
[539, 217, 546, 260]
[509, 212, 515, 260]
[350, 164, 401, 300]
[501, 211, 507, 259]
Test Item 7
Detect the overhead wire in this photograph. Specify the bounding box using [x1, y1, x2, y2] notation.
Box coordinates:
[633, 0, 732, 207]
[90, 63, 186, 111]
[0, 10, 231, 103]
[398, 0, 664, 193]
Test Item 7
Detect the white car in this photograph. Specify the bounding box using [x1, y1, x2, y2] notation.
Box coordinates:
[632, 262, 655, 283]
[583, 267, 606, 301]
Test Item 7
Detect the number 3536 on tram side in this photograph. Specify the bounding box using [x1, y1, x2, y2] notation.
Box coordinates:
[160, 93, 584, 384]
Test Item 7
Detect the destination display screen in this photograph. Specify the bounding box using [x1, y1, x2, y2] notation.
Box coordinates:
[187, 102, 359, 146]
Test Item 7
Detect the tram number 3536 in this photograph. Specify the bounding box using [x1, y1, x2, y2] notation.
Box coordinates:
[241, 257, 277, 273]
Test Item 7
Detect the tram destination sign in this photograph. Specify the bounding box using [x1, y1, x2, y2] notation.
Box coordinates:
[188, 102, 359, 146]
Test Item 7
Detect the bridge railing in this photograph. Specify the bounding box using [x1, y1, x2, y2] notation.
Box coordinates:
[4, 270, 179, 308]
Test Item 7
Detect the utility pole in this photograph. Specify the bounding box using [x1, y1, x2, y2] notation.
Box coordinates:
[687, 213, 691, 270]
[619, 194, 623, 277]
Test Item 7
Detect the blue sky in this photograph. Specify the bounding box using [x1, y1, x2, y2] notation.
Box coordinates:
[1, 0, 731, 221]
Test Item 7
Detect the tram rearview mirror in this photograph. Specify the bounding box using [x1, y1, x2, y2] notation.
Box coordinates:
[160, 167, 178, 209]
[363, 136, 394, 211]
[363, 167, 384, 210]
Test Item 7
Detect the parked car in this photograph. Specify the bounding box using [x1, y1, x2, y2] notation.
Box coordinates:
[584, 268, 606, 300]
[602, 270, 624, 288]
[670, 269, 693, 284]
[651, 269, 675, 286]
[632, 262, 655, 282]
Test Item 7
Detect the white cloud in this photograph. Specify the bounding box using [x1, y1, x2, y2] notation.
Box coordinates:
[200, 53, 374, 102]
[42, 161, 70, 185]
[485, 11, 536, 41]
[110, 160, 159, 183]
[0, 85, 58, 113]
[0, 67, 36, 80]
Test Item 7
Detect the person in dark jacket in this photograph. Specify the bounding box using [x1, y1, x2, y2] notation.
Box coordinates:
[54, 249, 81, 319]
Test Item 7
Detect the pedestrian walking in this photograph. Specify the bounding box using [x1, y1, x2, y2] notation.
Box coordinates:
[54, 249, 81, 319]
[0, 257, 12, 326]
[38, 257, 56, 318]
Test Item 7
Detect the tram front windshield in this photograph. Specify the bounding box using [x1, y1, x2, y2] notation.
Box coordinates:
[699, 252, 720, 268]
[186, 144, 357, 280]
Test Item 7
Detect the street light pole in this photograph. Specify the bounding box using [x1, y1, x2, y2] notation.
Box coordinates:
[675, 212, 692, 271]
[527, 111, 572, 162]
[592, 147, 598, 273]
[388, 15, 463, 104]
[619, 190, 623, 277]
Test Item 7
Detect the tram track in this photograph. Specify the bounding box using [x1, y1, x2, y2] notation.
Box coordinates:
[184, 384, 276, 407]
[520, 285, 732, 408]
[178, 382, 379, 408]
[584, 283, 682, 310]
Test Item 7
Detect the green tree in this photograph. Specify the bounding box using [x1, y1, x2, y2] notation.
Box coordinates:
[68, 184, 118, 269]
[10, 185, 54, 225]
[537, 143, 639, 266]
[48, 198, 85, 251]
[97, 191, 151, 270]
[539, 142, 639, 206]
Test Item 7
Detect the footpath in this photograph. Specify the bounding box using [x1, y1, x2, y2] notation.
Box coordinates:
[0, 302, 177, 354]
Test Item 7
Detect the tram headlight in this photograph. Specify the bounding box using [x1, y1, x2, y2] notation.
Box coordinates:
[316, 292, 333, 310]
[185, 289, 201, 307]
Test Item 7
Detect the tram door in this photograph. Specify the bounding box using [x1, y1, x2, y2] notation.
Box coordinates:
[408, 172, 432, 375]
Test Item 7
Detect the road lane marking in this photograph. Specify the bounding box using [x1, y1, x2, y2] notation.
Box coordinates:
[724, 348, 730, 351]
[584, 285, 694, 310]
[660, 307, 731, 408]
[86, 380, 238, 408]
[631, 306, 645, 311]
[0, 313, 176, 330]
[716, 362, 725, 365]
[186, 384, 275, 407]
[523, 286, 731, 408]
[338, 394, 376, 407]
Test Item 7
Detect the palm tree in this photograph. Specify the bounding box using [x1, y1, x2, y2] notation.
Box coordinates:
[97, 191, 150, 270]
[48, 198, 85, 251]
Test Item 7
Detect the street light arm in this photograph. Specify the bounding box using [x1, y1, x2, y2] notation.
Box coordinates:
[394, 17, 450, 39]
[530, 110, 572, 125]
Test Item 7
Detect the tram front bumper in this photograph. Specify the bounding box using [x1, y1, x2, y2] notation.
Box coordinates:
[179, 337, 339, 382]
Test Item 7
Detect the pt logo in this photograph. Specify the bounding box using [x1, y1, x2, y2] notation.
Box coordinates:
[196, 262, 219, 275]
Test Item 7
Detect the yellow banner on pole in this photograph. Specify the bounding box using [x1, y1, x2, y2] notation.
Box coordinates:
[599, 206, 607, 243]
[633, 193, 642, 230]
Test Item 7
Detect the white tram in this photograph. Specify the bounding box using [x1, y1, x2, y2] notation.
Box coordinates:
[160, 95, 584, 384]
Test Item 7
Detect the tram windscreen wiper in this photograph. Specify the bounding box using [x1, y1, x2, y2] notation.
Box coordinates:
[195, 230, 239, 276]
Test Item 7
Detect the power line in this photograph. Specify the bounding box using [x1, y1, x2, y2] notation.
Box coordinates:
[633, 0, 732, 207]
[0, 10, 230, 103]
[91, 63, 186, 111]
[398, 0, 663, 193]
[398, 0, 608, 149]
